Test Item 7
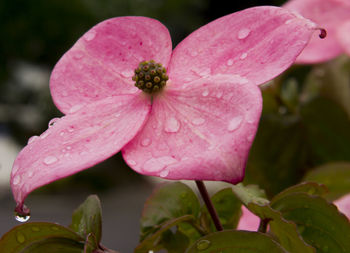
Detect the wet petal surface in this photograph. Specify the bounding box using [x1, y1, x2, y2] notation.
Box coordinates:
[168, 6, 317, 87]
[50, 17, 172, 114]
[11, 94, 151, 205]
[122, 75, 262, 183]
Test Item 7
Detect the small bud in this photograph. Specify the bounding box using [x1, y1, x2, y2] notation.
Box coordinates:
[132, 60, 168, 94]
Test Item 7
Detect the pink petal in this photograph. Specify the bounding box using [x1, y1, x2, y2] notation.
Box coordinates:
[50, 17, 172, 114]
[11, 94, 151, 206]
[337, 20, 350, 56]
[237, 206, 260, 231]
[334, 194, 350, 220]
[122, 75, 262, 183]
[167, 6, 317, 87]
[284, 0, 350, 63]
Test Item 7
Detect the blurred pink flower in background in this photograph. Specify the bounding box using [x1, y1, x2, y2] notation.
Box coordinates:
[237, 193, 350, 231]
[334, 193, 350, 219]
[284, 0, 350, 63]
[11, 6, 320, 212]
[237, 206, 260, 231]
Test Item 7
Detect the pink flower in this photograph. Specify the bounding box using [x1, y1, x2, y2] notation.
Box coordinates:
[11, 6, 320, 211]
[237, 206, 260, 231]
[334, 193, 350, 219]
[284, 0, 350, 63]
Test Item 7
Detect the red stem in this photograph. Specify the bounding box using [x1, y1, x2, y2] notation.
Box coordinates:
[195, 181, 223, 231]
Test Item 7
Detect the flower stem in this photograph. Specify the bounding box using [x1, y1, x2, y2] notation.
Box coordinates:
[195, 180, 223, 231]
[258, 218, 270, 233]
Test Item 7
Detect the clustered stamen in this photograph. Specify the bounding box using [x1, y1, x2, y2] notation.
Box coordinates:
[132, 60, 168, 94]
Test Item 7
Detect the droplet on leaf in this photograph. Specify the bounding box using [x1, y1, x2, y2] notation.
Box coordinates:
[196, 240, 211, 250]
[16, 232, 26, 243]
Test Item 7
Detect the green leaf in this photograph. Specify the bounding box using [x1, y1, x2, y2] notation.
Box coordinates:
[83, 233, 99, 253]
[161, 229, 190, 253]
[271, 193, 350, 253]
[70, 195, 102, 244]
[185, 230, 287, 253]
[140, 182, 200, 241]
[244, 114, 308, 197]
[303, 162, 350, 200]
[271, 182, 327, 205]
[200, 188, 241, 232]
[0, 222, 84, 253]
[135, 215, 195, 253]
[231, 183, 269, 206]
[300, 97, 350, 164]
[247, 203, 315, 253]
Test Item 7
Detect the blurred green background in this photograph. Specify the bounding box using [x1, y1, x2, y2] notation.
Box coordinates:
[1, 0, 350, 251]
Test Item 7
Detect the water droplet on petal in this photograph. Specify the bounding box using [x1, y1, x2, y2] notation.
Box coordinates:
[59, 131, 65, 137]
[247, 134, 254, 142]
[40, 131, 50, 139]
[68, 126, 75, 132]
[226, 59, 234, 66]
[13, 174, 21, 185]
[128, 160, 137, 166]
[227, 116, 243, 132]
[28, 135, 39, 144]
[240, 52, 248, 60]
[48, 117, 60, 128]
[121, 70, 133, 78]
[202, 90, 209, 97]
[164, 117, 180, 133]
[216, 91, 223, 98]
[143, 158, 166, 172]
[69, 104, 83, 114]
[143, 156, 177, 172]
[66, 146, 72, 150]
[73, 51, 84, 60]
[192, 118, 205, 126]
[141, 138, 152, 147]
[16, 232, 26, 243]
[14, 204, 31, 223]
[190, 51, 198, 57]
[84, 30, 96, 41]
[43, 156, 58, 165]
[27, 171, 34, 178]
[285, 19, 293, 25]
[12, 165, 19, 174]
[160, 169, 169, 178]
[196, 240, 211, 250]
[237, 28, 251, 39]
[15, 215, 30, 223]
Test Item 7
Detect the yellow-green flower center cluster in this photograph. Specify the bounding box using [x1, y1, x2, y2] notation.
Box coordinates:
[132, 60, 168, 94]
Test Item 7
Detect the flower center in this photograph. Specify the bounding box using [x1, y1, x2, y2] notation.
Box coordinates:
[132, 60, 168, 94]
